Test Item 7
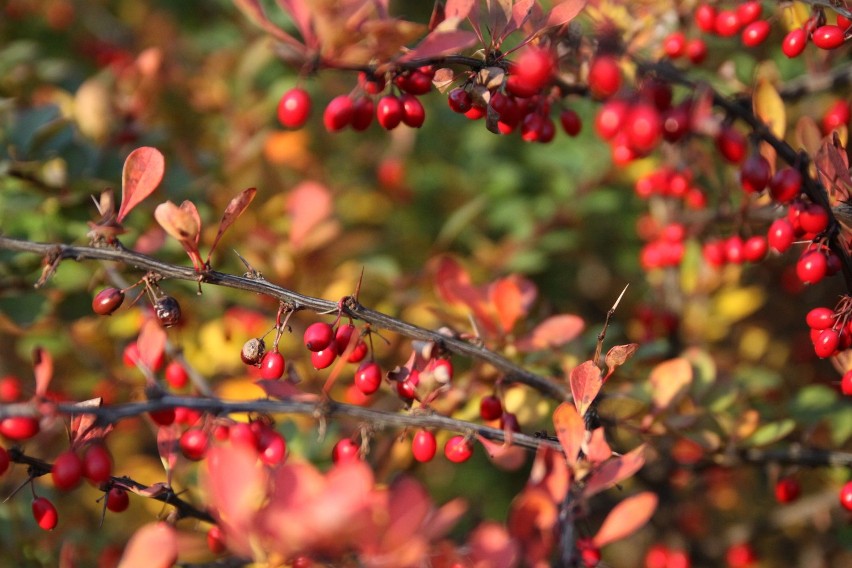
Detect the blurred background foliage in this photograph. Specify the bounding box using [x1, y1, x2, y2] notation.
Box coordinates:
[1, 0, 851, 566]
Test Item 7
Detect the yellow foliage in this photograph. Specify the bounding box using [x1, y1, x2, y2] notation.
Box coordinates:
[712, 286, 766, 326]
[738, 326, 770, 362]
[503, 386, 551, 425]
[263, 130, 313, 170]
[183, 319, 255, 376]
[780, 2, 811, 31]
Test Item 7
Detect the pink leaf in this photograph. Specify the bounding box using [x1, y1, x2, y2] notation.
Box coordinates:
[155, 423, 180, 480]
[379, 477, 431, 551]
[118, 522, 178, 568]
[582, 427, 612, 465]
[583, 444, 647, 498]
[399, 30, 478, 61]
[445, 0, 475, 20]
[545, 0, 588, 29]
[279, 0, 318, 47]
[477, 436, 528, 470]
[154, 201, 201, 246]
[287, 181, 332, 250]
[528, 446, 570, 502]
[504, 0, 536, 37]
[433, 256, 497, 335]
[207, 187, 257, 263]
[137, 318, 167, 372]
[70, 398, 113, 448]
[32, 346, 53, 398]
[552, 402, 584, 466]
[516, 314, 585, 351]
[117, 147, 165, 223]
[605, 343, 639, 380]
[233, 0, 308, 51]
[592, 492, 658, 548]
[649, 358, 693, 412]
[468, 521, 521, 568]
[569, 360, 602, 417]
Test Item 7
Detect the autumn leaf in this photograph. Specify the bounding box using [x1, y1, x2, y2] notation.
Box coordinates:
[287, 181, 333, 251]
[569, 360, 602, 417]
[117, 147, 165, 223]
[649, 358, 693, 412]
[545, 0, 588, 29]
[69, 398, 113, 448]
[117, 522, 178, 568]
[467, 522, 521, 568]
[515, 314, 585, 352]
[207, 187, 257, 264]
[592, 492, 658, 547]
[233, 0, 308, 52]
[478, 435, 528, 471]
[154, 201, 201, 244]
[582, 427, 612, 465]
[490, 276, 525, 333]
[137, 318, 167, 373]
[399, 29, 478, 61]
[553, 402, 584, 466]
[583, 444, 647, 498]
[32, 346, 53, 398]
[753, 78, 785, 140]
[604, 343, 639, 379]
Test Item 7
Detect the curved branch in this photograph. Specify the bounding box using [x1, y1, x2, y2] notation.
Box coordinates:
[0, 235, 570, 401]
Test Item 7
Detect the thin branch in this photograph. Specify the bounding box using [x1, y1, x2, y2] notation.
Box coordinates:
[0, 236, 570, 401]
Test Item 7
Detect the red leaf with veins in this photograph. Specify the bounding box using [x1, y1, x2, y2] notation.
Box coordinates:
[592, 492, 658, 547]
[32, 346, 53, 398]
[552, 402, 584, 466]
[118, 522, 178, 568]
[569, 360, 602, 417]
[207, 187, 256, 264]
[117, 147, 164, 223]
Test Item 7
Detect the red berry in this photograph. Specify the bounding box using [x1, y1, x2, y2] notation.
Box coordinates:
[823, 100, 850, 134]
[521, 113, 545, 142]
[396, 376, 418, 402]
[464, 104, 486, 120]
[782, 28, 808, 58]
[0, 446, 9, 476]
[332, 438, 360, 464]
[703, 239, 727, 268]
[444, 435, 473, 463]
[537, 117, 556, 143]
[396, 70, 432, 95]
[686, 38, 708, 64]
[740, 154, 771, 193]
[0, 375, 22, 402]
[277, 88, 311, 129]
[92, 287, 125, 315]
[149, 408, 176, 426]
[376, 95, 403, 130]
[715, 10, 742, 36]
[814, 328, 840, 358]
[52, 450, 84, 491]
[165, 361, 189, 389]
[626, 103, 662, 152]
[716, 127, 747, 163]
[807, 307, 835, 330]
[726, 543, 757, 568]
[347, 340, 368, 363]
[229, 422, 259, 450]
[257, 428, 287, 466]
[737, 2, 762, 25]
[799, 203, 829, 234]
[355, 361, 382, 395]
[351, 97, 374, 131]
[725, 236, 745, 264]
[480, 395, 503, 421]
[260, 351, 286, 380]
[174, 406, 202, 426]
[775, 477, 801, 503]
[513, 46, 554, 91]
[839, 15, 852, 31]
[588, 56, 621, 99]
[304, 322, 334, 352]
[579, 542, 601, 567]
[504, 74, 539, 98]
[207, 525, 227, 554]
[595, 99, 628, 140]
[663, 31, 686, 58]
[841, 370, 852, 396]
[695, 4, 717, 33]
[741, 21, 770, 47]
[358, 72, 385, 95]
[411, 429, 437, 463]
[0, 416, 40, 441]
[447, 88, 472, 113]
[334, 324, 356, 354]
[82, 444, 113, 483]
[400, 93, 426, 127]
[310, 344, 337, 370]
[32, 497, 58, 530]
[767, 218, 795, 253]
[662, 103, 691, 140]
[769, 167, 802, 203]
[180, 428, 209, 461]
[743, 236, 768, 262]
[797, 249, 828, 285]
[812, 25, 845, 49]
[323, 95, 354, 132]
[106, 487, 130, 512]
[560, 109, 582, 136]
[840, 481, 852, 511]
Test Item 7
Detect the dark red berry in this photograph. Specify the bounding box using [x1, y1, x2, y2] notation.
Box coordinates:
[740, 154, 771, 193]
[444, 435, 473, 463]
[149, 408, 176, 426]
[32, 497, 58, 530]
[92, 287, 125, 316]
[52, 450, 84, 491]
[323, 95, 354, 132]
[400, 93, 426, 127]
[448, 88, 472, 113]
[106, 487, 130, 512]
[82, 444, 113, 483]
[769, 167, 802, 203]
[686, 38, 708, 64]
[180, 428, 209, 461]
[351, 97, 374, 131]
[355, 361, 382, 395]
[411, 429, 437, 463]
[716, 127, 747, 163]
[376, 95, 403, 130]
[358, 72, 385, 95]
[775, 477, 801, 503]
[0, 446, 9, 476]
[277, 88, 311, 129]
[154, 296, 181, 328]
[560, 109, 582, 136]
[479, 395, 503, 421]
[260, 351, 286, 380]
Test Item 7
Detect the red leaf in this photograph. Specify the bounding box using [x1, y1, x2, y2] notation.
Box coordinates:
[816, 134, 852, 198]
[545, 0, 588, 29]
[477, 436, 528, 470]
[649, 358, 693, 412]
[552, 402, 584, 466]
[528, 446, 570, 502]
[279, 0, 318, 47]
[69, 398, 113, 448]
[592, 492, 658, 547]
[399, 30, 478, 61]
[287, 181, 333, 250]
[490, 276, 525, 334]
[117, 147, 165, 223]
[605, 343, 639, 380]
[379, 477, 431, 551]
[468, 521, 521, 568]
[137, 318, 167, 373]
[583, 444, 646, 498]
[118, 522, 178, 568]
[516, 314, 585, 351]
[32, 346, 53, 398]
[445, 0, 475, 20]
[582, 427, 612, 465]
[569, 360, 602, 417]
[487, 0, 512, 41]
[233, 0, 308, 51]
[207, 187, 257, 263]
[504, 0, 537, 37]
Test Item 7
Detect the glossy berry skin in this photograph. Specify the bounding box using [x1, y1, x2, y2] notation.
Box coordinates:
[334, 324, 356, 354]
[347, 340, 368, 363]
[769, 167, 802, 203]
[323, 95, 354, 132]
[588, 56, 621, 99]
[814, 328, 840, 358]
[663, 32, 686, 58]
[310, 344, 337, 370]
[277, 88, 311, 129]
[257, 428, 287, 466]
[714, 10, 742, 37]
[400, 93, 425, 128]
[351, 97, 374, 131]
[260, 351, 286, 380]
[841, 370, 852, 396]
[106, 487, 130, 512]
[737, 2, 762, 25]
[376, 95, 403, 130]
[303, 322, 334, 352]
[807, 307, 835, 330]
[797, 250, 828, 285]
[695, 4, 716, 33]
[812, 25, 845, 49]
[165, 361, 189, 389]
[92, 287, 125, 315]
[841, 481, 852, 511]
[0, 446, 9, 476]
[332, 438, 360, 464]
[180, 428, 209, 461]
[513, 46, 554, 91]
[560, 109, 582, 136]
[154, 296, 181, 328]
[355, 361, 382, 395]
[716, 127, 747, 163]
[741, 21, 770, 47]
[444, 435, 473, 463]
[479, 395, 503, 421]
[740, 154, 771, 193]
[686, 38, 708, 64]
[0, 416, 40, 441]
[799, 203, 829, 234]
[447, 88, 472, 113]
[32, 497, 58, 530]
[52, 450, 84, 491]
[626, 103, 662, 153]
[775, 477, 801, 503]
[782, 28, 808, 58]
[82, 444, 113, 483]
[411, 429, 437, 463]
[743, 236, 767, 263]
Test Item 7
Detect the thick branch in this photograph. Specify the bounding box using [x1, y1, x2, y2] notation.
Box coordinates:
[0, 236, 569, 401]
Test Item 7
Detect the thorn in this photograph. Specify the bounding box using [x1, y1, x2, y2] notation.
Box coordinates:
[233, 249, 262, 279]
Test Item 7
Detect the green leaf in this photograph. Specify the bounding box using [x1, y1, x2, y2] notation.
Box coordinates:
[788, 385, 838, 424]
[744, 419, 796, 447]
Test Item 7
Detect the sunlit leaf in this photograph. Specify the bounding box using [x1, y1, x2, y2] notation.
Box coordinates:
[582, 427, 612, 465]
[553, 402, 584, 466]
[400, 30, 478, 61]
[137, 318, 167, 373]
[516, 314, 585, 351]
[478, 435, 528, 470]
[743, 419, 796, 447]
[528, 446, 570, 502]
[468, 521, 521, 568]
[544, 0, 587, 28]
[649, 358, 693, 411]
[583, 444, 646, 497]
[592, 492, 658, 547]
[117, 147, 165, 223]
[753, 79, 785, 140]
[490, 276, 524, 333]
[117, 522, 178, 568]
[154, 201, 201, 245]
[287, 181, 333, 251]
[795, 116, 823, 158]
[605, 343, 638, 379]
[32, 346, 53, 398]
[569, 360, 602, 417]
[207, 187, 257, 263]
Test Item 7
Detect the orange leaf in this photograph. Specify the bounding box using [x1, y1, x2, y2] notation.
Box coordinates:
[583, 444, 646, 498]
[32, 346, 53, 398]
[569, 360, 602, 417]
[516, 314, 585, 351]
[604, 343, 639, 379]
[207, 187, 257, 263]
[649, 358, 693, 411]
[137, 319, 166, 372]
[490, 276, 525, 333]
[552, 402, 584, 466]
[117, 147, 164, 223]
[592, 492, 658, 547]
[287, 181, 332, 251]
[154, 201, 200, 245]
[117, 522, 178, 568]
[528, 446, 570, 503]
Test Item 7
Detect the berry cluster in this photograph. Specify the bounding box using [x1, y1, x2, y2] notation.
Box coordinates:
[806, 303, 852, 359]
[782, 13, 850, 57]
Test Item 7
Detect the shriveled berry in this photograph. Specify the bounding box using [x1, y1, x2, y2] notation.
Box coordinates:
[277, 88, 311, 129]
[304, 322, 334, 352]
[444, 435, 473, 463]
[260, 351, 286, 380]
[92, 287, 125, 316]
[355, 361, 382, 395]
[154, 296, 181, 328]
[32, 497, 58, 530]
[180, 428, 209, 461]
[106, 487, 130, 512]
[82, 444, 113, 483]
[52, 450, 84, 491]
[411, 429, 437, 463]
[241, 338, 266, 366]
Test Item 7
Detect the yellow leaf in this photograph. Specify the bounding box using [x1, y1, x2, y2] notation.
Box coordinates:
[649, 358, 693, 411]
[780, 2, 811, 31]
[754, 79, 785, 140]
[712, 286, 766, 325]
